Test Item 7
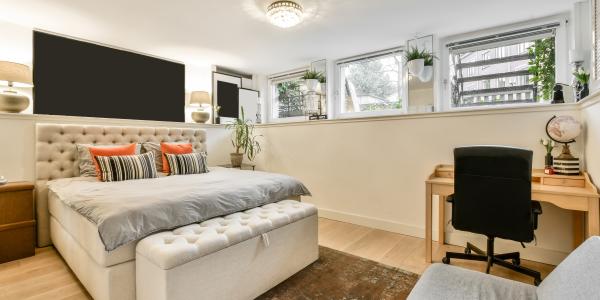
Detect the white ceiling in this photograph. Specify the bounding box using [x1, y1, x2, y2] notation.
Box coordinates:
[0, 0, 579, 74]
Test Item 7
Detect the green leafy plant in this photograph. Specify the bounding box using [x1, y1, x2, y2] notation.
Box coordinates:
[573, 70, 590, 85]
[318, 74, 326, 83]
[404, 47, 437, 66]
[540, 138, 555, 154]
[301, 70, 323, 80]
[225, 107, 262, 161]
[528, 37, 555, 101]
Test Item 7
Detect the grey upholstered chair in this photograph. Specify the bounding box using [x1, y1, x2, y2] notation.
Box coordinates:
[408, 236, 600, 300]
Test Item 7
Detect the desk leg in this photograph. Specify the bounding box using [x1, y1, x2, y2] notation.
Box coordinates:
[426, 183, 433, 263]
[573, 211, 584, 248]
[439, 196, 445, 245]
[587, 197, 600, 238]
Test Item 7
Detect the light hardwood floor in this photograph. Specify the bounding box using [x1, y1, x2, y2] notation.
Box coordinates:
[0, 218, 555, 299]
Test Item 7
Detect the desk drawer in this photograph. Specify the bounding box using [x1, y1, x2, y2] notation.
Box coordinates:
[542, 177, 586, 188]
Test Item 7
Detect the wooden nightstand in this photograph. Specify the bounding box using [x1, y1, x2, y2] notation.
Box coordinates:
[0, 182, 35, 264]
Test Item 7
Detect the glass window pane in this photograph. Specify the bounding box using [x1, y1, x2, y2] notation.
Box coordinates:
[450, 37, 555, 108]
[271, 78, 305, 119]
[340, 54, 403, 114]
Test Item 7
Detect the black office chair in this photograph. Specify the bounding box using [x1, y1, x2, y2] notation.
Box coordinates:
[442, 146, 543, 285]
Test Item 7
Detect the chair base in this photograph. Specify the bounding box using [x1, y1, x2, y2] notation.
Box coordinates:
[442, 237, 542, 286]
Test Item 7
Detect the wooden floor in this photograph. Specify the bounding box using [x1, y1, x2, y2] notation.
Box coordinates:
[0, 218, 555, 299]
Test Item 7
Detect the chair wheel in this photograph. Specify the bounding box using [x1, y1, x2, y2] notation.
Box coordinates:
[534, 278, 542, 286]
[464, 248, 471, 254]
[512, 258, 520, 266]
[442, 257, 450, 264]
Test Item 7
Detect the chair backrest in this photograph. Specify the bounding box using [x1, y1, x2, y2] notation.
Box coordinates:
[452, 146, 534, 242]
[536, 236, 600, 299]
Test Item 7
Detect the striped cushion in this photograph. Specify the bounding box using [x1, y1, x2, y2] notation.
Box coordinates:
[165, 152, 209, 175]
[95, 152, 158, 182]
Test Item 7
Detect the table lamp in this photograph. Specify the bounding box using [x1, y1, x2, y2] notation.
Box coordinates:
[0, 61, 33, 113]
[190, 91, 211, 123]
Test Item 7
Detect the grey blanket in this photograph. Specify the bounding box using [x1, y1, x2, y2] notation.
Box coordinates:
[47, 167, 311, 251]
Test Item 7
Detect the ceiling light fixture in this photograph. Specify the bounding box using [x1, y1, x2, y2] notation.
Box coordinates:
[267, 1, 303, 28]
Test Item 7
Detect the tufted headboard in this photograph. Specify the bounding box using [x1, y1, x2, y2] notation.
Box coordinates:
[35, 123, 207, 247]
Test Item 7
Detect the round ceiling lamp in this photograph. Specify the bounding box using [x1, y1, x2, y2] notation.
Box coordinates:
[267, 1, 303, 28]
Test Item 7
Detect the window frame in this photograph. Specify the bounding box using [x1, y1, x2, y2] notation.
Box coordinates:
[438, 15, 570, 112]
[333, 47, 408, 119]
[266, 68, 309, 123]
[592, 0, 600, 92]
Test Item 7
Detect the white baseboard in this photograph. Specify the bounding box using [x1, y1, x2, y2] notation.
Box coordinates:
[318, 208, 425, 238]
[318, 208, 568, 265]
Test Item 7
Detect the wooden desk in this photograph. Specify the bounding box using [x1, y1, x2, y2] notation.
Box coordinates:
[425, 165, 600, 262]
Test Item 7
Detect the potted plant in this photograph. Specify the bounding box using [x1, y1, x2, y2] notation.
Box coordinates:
[318, 74, 326, 94]
[404, 47, 426, 77]
[225, 107, 262, 167]
[419, 52, 436, 82]
[573, 69, 590, 101]
[540, 138, 556, 174]
[302, 70, 323, 92]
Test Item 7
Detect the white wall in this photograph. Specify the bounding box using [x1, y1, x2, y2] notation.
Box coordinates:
[257, 104, 585, 264]
[582, 93, 600, 185]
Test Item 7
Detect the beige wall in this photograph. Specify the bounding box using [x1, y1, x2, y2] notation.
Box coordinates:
[582, 95, 600, 185]
[0, 114, 232, 182]
[257, 105, 586, 264]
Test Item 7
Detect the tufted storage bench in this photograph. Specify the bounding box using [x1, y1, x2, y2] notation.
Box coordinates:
[136, 200, 319, 300]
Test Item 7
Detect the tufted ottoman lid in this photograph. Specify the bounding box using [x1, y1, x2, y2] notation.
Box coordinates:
[136, 200, 317, 270]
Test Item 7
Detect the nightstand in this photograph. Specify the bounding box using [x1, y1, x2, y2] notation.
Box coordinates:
[0, 182, 35, 264]
[218, 163, 256, 171]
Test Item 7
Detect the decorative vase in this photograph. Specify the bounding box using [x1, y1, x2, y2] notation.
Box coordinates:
[305, 79, 320, 92]
[0, 91, 30, 113]
[579, 83, 589, 101]
[191, 111, 210, 123]
[407, 59, 425, 76]
[545, 153, 553, 168]
[230, 153, 243, 167]
[418, 65, 433, 82]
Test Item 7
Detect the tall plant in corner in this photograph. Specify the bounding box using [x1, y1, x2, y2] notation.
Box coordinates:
[225, 107, 262, 167]
[528, 37, 555, 101]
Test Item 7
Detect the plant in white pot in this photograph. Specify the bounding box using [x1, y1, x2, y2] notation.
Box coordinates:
[302, 70, 323, 92]
[225, 107, 262, 167]
[318, 74, 326, 94]
[404, 47, 436, 80]
[418, 51, 436, 82]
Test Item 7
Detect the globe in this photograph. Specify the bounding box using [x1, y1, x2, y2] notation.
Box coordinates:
[546, 115, 582, 144]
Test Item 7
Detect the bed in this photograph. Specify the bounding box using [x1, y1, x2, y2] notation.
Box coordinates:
[34, 124, 311, 300]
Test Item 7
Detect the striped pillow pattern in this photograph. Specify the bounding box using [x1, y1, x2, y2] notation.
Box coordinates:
[165, 152, 209, 175]
[95, 152, 158, 182]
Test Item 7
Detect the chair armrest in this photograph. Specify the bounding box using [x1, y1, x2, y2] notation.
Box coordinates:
[446, 194, 455, 203]
[532, 200, 542, 230]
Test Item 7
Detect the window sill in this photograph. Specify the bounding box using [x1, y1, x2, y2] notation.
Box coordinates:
[257, 101, 585, 128]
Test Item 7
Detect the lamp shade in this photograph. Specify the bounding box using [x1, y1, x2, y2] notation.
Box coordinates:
[190, 91, 211, 106]
[0, 61, 33, 88]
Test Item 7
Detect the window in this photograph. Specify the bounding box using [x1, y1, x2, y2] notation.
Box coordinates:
[337, 49, 404, 116]
[447, 23, 559, 108]
[269, 72, 307, 120]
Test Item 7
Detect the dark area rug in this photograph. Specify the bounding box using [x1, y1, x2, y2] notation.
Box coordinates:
[257, 246, 419, 300]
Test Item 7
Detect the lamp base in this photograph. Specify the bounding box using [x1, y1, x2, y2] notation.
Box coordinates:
[191, 111, 210, 123]
[0, 90, 29, 113]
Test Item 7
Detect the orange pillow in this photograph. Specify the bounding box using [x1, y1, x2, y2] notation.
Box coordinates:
[161, 143, 193, 173]
[88, 144, 137, 179]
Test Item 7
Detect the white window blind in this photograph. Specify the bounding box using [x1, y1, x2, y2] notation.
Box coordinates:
[447, 23, 559, 107]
